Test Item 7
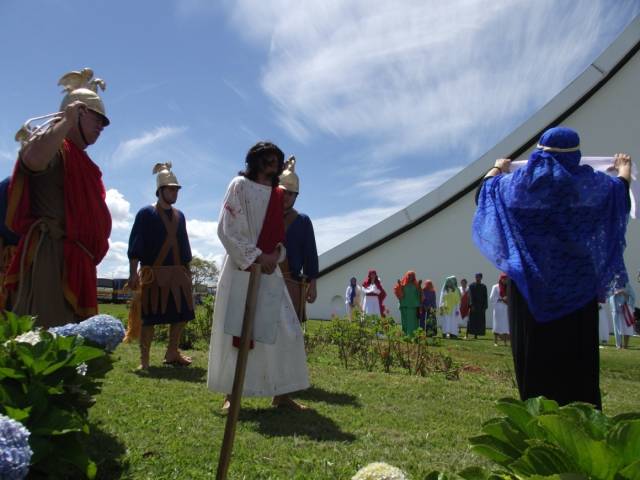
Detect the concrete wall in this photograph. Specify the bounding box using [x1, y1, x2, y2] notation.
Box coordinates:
[309, 20, 640, 320]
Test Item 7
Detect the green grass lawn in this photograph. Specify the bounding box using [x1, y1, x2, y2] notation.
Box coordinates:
[90, 308, 640, 479]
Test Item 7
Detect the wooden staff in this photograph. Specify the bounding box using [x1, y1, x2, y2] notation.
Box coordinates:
[299, 274, 307, 327]
[216, 264, 262, 480]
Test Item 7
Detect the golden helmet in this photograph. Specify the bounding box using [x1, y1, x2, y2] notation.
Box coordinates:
[279, 155, 299, 193]
[58, 68, 109, 125]
[153, 162, 181, 192]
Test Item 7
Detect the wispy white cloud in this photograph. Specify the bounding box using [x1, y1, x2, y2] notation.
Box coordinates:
[112, 81, 169, 104]
[225, 0, 639, 163]
[222, 78, 249, 103]
[106, 188, 133, 230]
[112, 126, 187, 163]
[355, 167, 463, 205]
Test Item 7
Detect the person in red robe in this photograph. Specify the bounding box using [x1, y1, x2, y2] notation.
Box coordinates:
[4, 68, 111, 327]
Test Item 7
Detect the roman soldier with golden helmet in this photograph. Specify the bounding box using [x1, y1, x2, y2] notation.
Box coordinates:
[4, 68, 112, 327]
[128, 162, 195, 370]
[278, 156, 319, 323]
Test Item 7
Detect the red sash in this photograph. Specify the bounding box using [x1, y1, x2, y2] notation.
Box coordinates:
[622, 303, 635, 327]
[255, 186, 285, 255]
[232, 185, 285, 348]
[4, 139, 111, 317]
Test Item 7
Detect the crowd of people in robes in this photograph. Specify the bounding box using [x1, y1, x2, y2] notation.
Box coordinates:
[343, 270, 514, 342]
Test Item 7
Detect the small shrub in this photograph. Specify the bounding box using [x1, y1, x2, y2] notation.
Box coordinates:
[0, 312, 120, 479]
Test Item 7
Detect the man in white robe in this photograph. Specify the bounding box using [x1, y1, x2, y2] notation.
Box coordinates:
[207, 141, 309, 411]
[489, 274, 510, 346]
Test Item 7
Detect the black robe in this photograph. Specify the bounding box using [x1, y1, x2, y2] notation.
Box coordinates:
[508, 280, 601, 409]
[468, 282, 488, 336]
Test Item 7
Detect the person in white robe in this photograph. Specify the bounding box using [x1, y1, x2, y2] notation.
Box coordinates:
[207, 142, 309, 411]
[598, 301, 612, 344]
[489, 273, 510, 346]
[609, 281, 636, 349]
[361, 270, 387, 317]
[345, 277, 363, 319]
[439, 276, 461, 338]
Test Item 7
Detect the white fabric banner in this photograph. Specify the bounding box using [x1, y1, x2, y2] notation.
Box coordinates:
[510, 156, 638, 219]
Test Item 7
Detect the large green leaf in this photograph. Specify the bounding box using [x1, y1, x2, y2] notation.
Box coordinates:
[0, 366, 26, 380]
[482, 417, 529, 454]
[70, 345, 106, 365]
[457, 466, 492, 480]
[618, 459, 640, 480]
[537, 414, 621, 479]
[0, 312, 34, 340]
[525, 397, 560, 416]
[5, 405, 31, 422]
[494, 398, 536, 435]
[469, 434, 522, 466]
[558, 404, 610, 440]
[509, 444, 580, 476]
[29, 406, 86, 435]
[612, 413, 640, 425]
[606, 419, 640, 465]
[13, 343, 35, 368]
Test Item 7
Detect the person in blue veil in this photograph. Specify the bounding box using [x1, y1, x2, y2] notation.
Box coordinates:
[472, 126, 632, 409]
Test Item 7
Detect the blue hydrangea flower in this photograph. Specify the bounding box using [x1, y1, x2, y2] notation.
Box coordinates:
[48, 323, 79, 337]
[0, 414, 32, 480]
[75, 315, 125, 352]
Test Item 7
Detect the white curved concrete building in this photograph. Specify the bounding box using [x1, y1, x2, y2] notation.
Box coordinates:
[309, 17, 640, 320]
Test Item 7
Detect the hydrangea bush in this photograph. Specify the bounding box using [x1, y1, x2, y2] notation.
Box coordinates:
[0, 414, 32, 480]
[1, 312, 124, 479]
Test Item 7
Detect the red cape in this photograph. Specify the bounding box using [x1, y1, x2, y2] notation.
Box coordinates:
[4, 139, 111, 317]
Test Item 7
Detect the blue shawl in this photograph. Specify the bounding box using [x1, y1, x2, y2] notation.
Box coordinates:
[473, 127, 629, 322]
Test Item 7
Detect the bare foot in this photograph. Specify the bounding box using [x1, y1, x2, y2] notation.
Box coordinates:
[163, 352, 192, 366]
[272, 395, 309, 411]
[221, 396, 231, 414]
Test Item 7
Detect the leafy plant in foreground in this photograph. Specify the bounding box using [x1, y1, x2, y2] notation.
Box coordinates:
[426, 396, 640, 480]
[0, 312, 120, 478]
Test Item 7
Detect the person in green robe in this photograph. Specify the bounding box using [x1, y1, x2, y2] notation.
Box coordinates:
[394, 271, 421, 335]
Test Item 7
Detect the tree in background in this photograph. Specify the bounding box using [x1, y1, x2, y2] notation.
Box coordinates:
[190, 257, 219, 290]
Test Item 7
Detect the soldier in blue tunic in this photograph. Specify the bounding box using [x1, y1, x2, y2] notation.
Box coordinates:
[128, 163, 195, 370]
[278, 156, 319, 323]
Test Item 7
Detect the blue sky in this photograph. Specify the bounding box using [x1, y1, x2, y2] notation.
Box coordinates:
[0, 0, 638, 278]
